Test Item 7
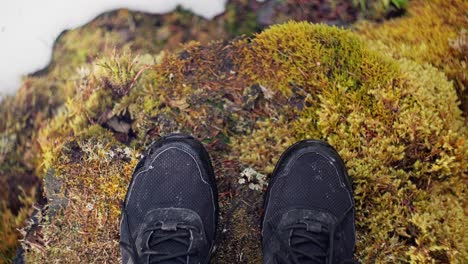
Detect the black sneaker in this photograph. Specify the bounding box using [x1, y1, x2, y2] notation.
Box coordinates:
[120, 134, 218, 264]
[262, 140, 355, 264]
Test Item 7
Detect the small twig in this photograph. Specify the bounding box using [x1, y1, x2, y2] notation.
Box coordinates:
[129, 65, 151, 90]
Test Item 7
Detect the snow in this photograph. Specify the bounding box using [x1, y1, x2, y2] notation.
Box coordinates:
[0, 0, 227, 97]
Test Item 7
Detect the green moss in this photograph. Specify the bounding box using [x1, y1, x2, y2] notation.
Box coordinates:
[1, 0, 466, 261]
[0, 197, 35, 263]
[20, 21, 465, 263]
[356, 0, 468, 113]
[233, 117, 296, 174]
[0, 5, 398, 261]
[0, 5, 264, 262]
[236, 22, 466, 263]
[239, 22, 398, 97]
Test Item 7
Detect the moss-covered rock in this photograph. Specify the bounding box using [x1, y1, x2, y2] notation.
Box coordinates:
[2, 0, 467, 262]
[0, 7, 258, 261]
[19, 21, 466, 263]
[356, 0, 468, 115]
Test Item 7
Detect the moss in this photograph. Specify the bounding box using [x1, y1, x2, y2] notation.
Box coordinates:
[0, 7, 255, 259]
[233, 117, 296, 174]
[18, 21, 465, 263]
[356, 0, 468, 114]
[0, 0, 465, 262]
[0, 194, 35, 263]
[0, 6, 397, 261]
[236, 22, 466, 263]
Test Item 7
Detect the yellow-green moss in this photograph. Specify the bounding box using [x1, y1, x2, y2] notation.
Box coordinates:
[356, 0, 468, 112]
[22, 21, 466, 263]
[0, 195, 35, 263]
[1, 0, 466, 261]
[0, 2, 418, 260]
[239, 22, 398, 97]
[233, 117, 296, 174]
[1, 9, 233, 254]
[235, 22, 466, 262]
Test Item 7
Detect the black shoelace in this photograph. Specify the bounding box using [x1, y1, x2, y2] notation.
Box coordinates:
[141, 223, 199, 264]
[271, 206, 355, 264]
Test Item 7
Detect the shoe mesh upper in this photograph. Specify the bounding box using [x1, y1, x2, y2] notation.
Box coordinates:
[262, 143, 355, 263]
[126, 147, 215, 238]
[266, 152, 352, 225]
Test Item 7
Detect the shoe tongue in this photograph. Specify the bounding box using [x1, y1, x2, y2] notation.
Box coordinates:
[147, 222, 192, 264]
[289, 220, 329, 263]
